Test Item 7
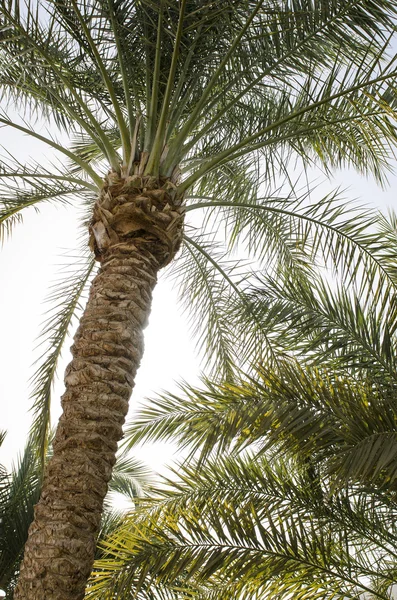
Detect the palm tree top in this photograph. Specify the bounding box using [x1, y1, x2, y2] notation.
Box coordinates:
[1, 0, 396, 186]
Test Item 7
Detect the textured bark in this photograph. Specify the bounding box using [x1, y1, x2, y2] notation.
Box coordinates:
[14, 174, 184, 600]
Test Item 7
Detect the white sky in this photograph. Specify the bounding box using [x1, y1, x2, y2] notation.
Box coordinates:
[0, 115, 396, 475]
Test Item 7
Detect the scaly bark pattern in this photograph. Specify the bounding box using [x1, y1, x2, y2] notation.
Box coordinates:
[14, 174, 184, 600]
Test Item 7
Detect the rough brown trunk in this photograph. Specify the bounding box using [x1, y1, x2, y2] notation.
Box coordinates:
[14, 173, 184, 600]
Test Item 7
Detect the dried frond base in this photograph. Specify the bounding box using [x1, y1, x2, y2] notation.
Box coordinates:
[89, 173, 185, 268]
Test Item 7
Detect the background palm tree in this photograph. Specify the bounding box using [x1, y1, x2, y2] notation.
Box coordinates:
[88, 451, 397, 599]
[0, 436, 154, 599]
[1, 0, 397, 597]
[0, 435, 41, 599]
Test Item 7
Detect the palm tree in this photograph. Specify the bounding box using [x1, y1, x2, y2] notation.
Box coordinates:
[1, 0, 397, 597]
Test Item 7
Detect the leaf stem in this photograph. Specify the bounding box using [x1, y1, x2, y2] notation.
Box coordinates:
[145, 0, 188, 175]
[69, 0, 131, 168]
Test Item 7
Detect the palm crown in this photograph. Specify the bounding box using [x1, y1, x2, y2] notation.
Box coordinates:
[2, 0, 397, 182]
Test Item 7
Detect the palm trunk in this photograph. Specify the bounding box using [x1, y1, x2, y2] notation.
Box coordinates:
[14, 173, 184, 600]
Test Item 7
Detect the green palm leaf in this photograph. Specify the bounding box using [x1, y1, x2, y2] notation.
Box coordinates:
[250, 262, 397, 379]
[88, 454, 397, 599]
[106, 448, 155, 504]
[29, 249, 97, 464]
[125, 357, 397, 494]
[0, 443, 41, 595]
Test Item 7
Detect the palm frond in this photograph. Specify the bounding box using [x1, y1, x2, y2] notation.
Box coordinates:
[170, 231, 281, 379]
[88, 453, 397, 600]
[0, 156, 95, 242]
[170, 234, 244, 378]
[0, 443, 41, 594]
[0, 111, 102, 185]
[107, 448, 155, 503]
[250, 266, 397, 379]
[0, 0, 122, 169]
[29, 249, 97, 465]
[125, 356, 397, 495]
[186, 184, 397, 292]
[180, 54, 397, 190]
[124, 377, 242, 463]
